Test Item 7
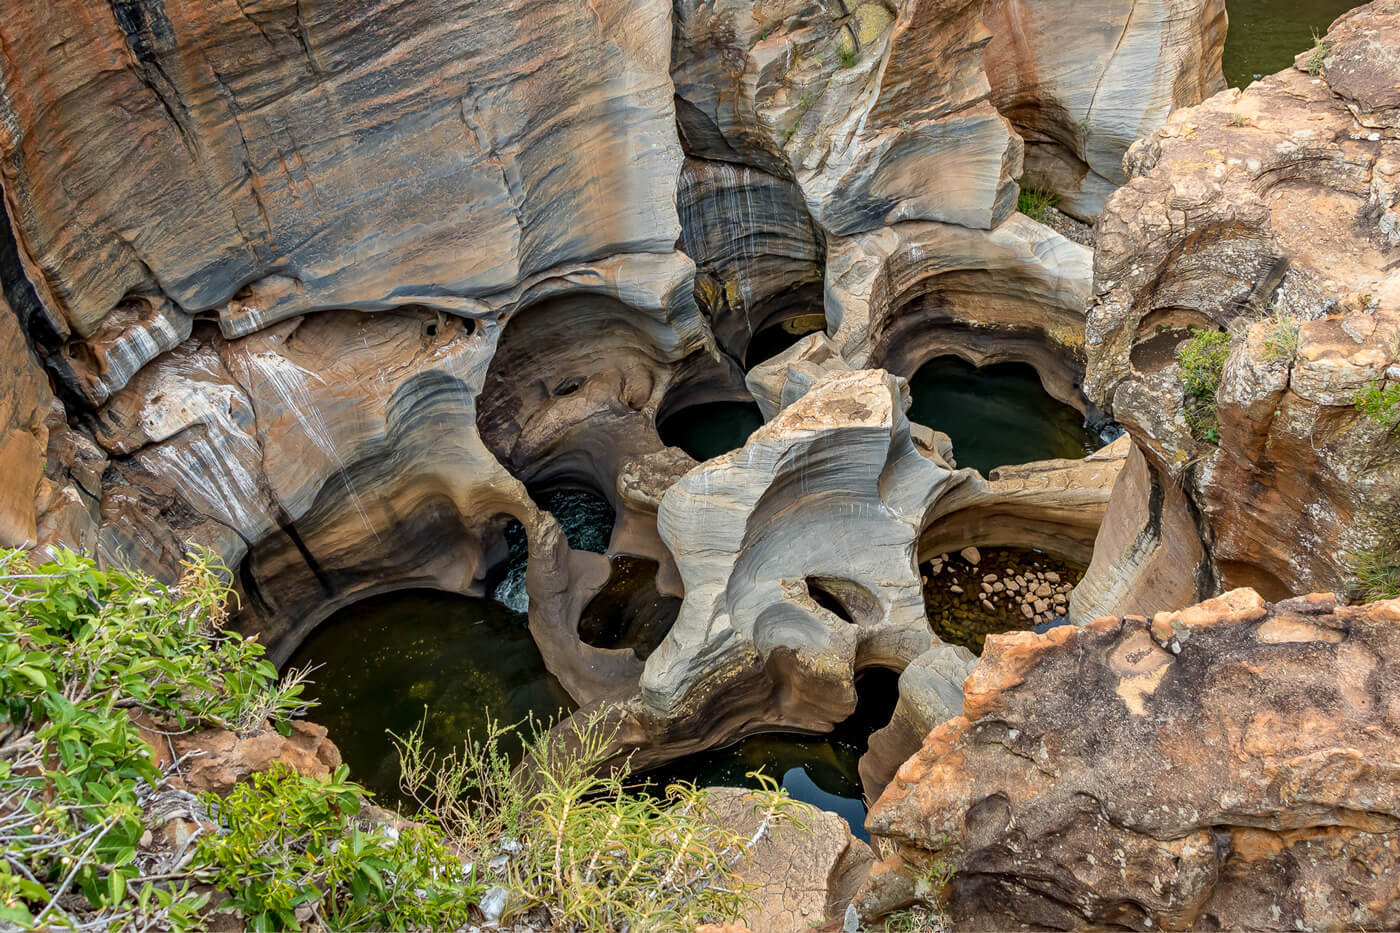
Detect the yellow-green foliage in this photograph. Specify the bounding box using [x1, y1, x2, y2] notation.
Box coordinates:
[1351, 548, 1400, 602]
[1177, 328, 1231, 443]
[396, 714, 804, 931]
[1017, 186, 1059, 222]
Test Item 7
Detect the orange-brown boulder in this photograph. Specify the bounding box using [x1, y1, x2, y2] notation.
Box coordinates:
[869, 590, 1400, 931]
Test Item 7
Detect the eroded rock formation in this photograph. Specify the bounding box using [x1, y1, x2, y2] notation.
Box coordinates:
[0, 0, 684, 403]
[870, 589, 1400, 930]
[1080, 3, 1400, 617]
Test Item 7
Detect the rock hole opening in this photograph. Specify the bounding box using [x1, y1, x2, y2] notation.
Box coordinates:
[528, 485, 615, 554]
[805, 576, 880, 626]
[578, 556, 681, 659]
[637, 667, 902, 841]
[657, 400, 765, 462]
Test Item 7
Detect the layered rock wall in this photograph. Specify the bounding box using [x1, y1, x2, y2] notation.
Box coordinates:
[984, 0, 1228, 219]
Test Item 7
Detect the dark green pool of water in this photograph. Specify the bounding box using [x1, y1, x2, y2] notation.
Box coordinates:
[638, 669, 900, 841]
[906, 357, 1100, 475]
[745, 313, 828, 369]
[658, 401, 765, 463]
[286, 589, 575, 806]
[1224, 0, 1365, 87]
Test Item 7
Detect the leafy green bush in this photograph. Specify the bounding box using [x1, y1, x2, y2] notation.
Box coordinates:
[1, 549, 800, 931]
[397, 714, 802, 931]
[1017, 186, 1060, 222]
[199, 764, 477, 931]
[1176, 328, 1232, 443]
[0, 548, 308, 930]
[1356, 382, 1400, 432]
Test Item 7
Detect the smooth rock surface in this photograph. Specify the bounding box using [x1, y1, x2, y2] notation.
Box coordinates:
[0, 0, 683, 402]
[984, 0, 1228, 219]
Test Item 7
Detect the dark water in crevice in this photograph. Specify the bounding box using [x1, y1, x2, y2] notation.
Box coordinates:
[907, 356, 1102, 475]
[1224, 0, 1365, 87]
[658, 400, 765, 463]
[285, 589, 575, 806]
[578, 556, 681, 660]
[637, 668, 902, 841]
[532, 486, 614, 554]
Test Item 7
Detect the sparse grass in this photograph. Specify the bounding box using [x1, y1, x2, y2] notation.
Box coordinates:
[838, 43, 859, 68]
[1306, 30, 1329, 75]
[1260, 306, 1301, 362]
[1351, 548, 1400, 601]
[1176, 328, 1232, 443]
[1017, 186, 1060, 222]
[396, 713, 804, 931]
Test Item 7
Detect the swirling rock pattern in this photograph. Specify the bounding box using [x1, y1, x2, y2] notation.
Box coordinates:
[0, 0, 682, 402]
[984, 0, 1228, 219]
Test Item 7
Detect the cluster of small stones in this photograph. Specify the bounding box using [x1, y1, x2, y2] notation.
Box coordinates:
[921, 547, 1082, 653]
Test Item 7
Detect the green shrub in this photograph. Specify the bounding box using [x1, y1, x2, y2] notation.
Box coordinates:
[837, 43, 859, 68]
[1176, 328, 1232, 443]
[0, 548, 310, 930]
[1356, 382, 1400, 431]
[1351, 548, 1400, 602]
[198, 764, 477, 931]
[1306, 31, 1329, 75]
[1017, 186, 1060, 222]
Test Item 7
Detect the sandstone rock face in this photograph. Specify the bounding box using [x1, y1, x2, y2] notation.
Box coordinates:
[870, 589, 1400, 931]
[984, 0, 1227, 219]
[705, 787, 875, 933]
[679, 158, 825, 364]
[0, 0, 682, 403]
[1083, 4, 1400, 610]
[672, 0, 1021, 238]
[827, 215, 1094, 410]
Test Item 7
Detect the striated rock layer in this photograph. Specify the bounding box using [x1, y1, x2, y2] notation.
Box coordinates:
[871, 589, 1400, 931]
[984, 0, 1228, 219]
[0, 0, 683, 403]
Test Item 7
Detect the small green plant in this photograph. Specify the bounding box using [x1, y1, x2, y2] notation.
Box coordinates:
[1260, 306, 1301, 362]
[1017, 186, 1060, 222]
[1306, 30, 1329, 75]
[199, 764, 477, 931]
[1176, 327, 1232, 443]
[838, 43, 859, 68]
[0, 548, 309, 930]
[1356, 382, 1400, 431]
[1350, 548, 1400, 601]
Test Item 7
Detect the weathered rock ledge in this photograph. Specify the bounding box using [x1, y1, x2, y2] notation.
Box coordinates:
[871, 589, 1400, 931]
